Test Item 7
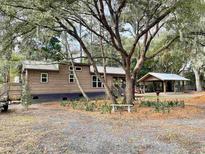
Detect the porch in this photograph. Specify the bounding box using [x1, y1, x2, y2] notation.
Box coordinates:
[0, 83, 22, 101]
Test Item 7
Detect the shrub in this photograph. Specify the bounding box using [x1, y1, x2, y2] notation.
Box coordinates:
[85, 102, 97, 112]
[100, 103, 112, 114]
[70, 101, 78, 109]
[140, 100, 185, 113]
[21, 84, 32, 110]
[62, 98, 112, 113]
[60, 100, 69, 107]
[77, 102, 86, 110]
[67, 100, 97, 112]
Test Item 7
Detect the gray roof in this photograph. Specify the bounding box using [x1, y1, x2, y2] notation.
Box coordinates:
[22, 61, 59, 71]
[90, 66, 125, 75]
[138, 72, 189, 82]
[22, 61, 125, 75]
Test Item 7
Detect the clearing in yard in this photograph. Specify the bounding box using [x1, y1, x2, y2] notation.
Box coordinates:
[0, 92, 205, 154]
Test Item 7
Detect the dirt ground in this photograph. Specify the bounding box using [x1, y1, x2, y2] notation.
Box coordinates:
[0, 92, 205, 154]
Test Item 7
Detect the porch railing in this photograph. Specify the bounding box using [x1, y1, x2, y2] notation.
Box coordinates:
[0, 83, 22, 101]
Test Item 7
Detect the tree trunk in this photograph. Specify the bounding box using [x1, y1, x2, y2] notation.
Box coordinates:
[132, 73, 137, 100]
[63, 32, 90, 100]
[70, 61, 90, 101]
[64, 28, 117, 104]
[193, 68, 203, 91]
[79, 22, 83, 63]
[131, 56, 145, 100]
[75, 34, 117, 104]
[100, 25, 109, 100]
[125, 69, 134, 104]
[104, 85, 117, 103]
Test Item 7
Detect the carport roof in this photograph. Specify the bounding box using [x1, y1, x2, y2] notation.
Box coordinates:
[138, 72, 189, 82]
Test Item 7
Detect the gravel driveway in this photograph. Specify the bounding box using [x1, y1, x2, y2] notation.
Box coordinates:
[0, 103, 205, 154]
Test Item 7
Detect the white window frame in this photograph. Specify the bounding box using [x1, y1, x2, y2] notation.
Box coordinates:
[69, 74, 75, 83]
[92, 75, 103, 88]
[40, 73, 48, 83]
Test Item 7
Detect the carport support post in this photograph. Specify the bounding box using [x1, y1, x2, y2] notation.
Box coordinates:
[143, 82, 146, 93]
[163, 81, 167, 93]
[25, 69, 28, 85]
[182, 81, 185, 92]
[174, 81, 176, 93]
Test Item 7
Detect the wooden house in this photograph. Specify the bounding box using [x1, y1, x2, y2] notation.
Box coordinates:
[0, 61, 125, 101]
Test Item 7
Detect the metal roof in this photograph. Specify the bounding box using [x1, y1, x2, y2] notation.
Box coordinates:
[22, 61, 59, 71]
[138, 72, 189, 82]
[90, 66, 125, 75]
[22, 61, 125, 76]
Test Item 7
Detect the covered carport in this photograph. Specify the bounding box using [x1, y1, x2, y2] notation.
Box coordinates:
[138, 72, 189, 93]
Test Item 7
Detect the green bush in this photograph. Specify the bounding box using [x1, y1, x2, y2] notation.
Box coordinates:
[68, 98, 88, 110]
[140, 100, 185, 113]
[66, 100, 97, 112]
[70, 101, 78, 109]
[85, 102, 96, 112]
[100, 103, 112, 114]
[60, 100, 69, 107]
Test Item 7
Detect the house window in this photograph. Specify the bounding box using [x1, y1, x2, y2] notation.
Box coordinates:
[75, 67, 82, 71]
[69, 74, 75, 83]
[92, 75, 103, 88]
[69, 66, 82, 71]
[41, 73, 48, 83]
[69, 66, 73, 71]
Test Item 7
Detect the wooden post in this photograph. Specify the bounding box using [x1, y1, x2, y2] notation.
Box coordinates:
[179, 81, 181, 92]
[128, 106, 131, 112]
[161, 81, 163, 92]
[25, 69, 28, 85]
[143, 82, 146, 93]
[111, 104, 115, 113]
[174, 81, 176, 93]
[182, 81, 185, 92]
[163, 81, 167, 93]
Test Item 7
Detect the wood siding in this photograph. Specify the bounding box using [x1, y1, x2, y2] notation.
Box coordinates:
[27, 64, 113, 95]
[0, 83, 21, 100]
[8, 83, 22, 100]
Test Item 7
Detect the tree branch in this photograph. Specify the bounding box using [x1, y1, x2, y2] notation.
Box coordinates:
[128, 4, 177, 58]
[145, 36, 179, 60]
